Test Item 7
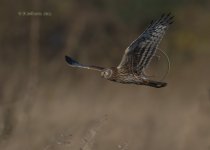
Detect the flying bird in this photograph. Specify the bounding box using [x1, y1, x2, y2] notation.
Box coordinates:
[65, 13, 174, 88]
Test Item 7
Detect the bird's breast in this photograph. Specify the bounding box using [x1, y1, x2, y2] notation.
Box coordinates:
[107, 68, 143, 84]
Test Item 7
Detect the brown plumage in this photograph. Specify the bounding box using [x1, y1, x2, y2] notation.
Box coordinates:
[65, 13, 174, 88]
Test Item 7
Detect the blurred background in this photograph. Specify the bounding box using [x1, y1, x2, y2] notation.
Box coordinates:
[0, 0, 210, 150]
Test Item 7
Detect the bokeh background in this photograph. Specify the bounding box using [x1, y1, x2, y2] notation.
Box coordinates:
[0, 0, 210, 150]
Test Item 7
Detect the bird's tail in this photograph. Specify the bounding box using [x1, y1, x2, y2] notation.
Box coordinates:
[144, 79, 167, 88]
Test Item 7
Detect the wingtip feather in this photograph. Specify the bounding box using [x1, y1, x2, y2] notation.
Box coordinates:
[65, 56, 79, 65]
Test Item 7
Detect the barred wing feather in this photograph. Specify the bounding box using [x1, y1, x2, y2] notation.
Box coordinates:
[118, 13, 174, 74]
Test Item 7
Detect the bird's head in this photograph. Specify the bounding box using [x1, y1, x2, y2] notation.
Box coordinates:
[101, 68, 113, 79]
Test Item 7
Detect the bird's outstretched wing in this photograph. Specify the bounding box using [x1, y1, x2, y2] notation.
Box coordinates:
[118, 13, 174, 74]
[65, 56, 104, 71]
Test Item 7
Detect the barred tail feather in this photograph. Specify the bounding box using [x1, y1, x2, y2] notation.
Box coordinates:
[144, 80, 167, 88]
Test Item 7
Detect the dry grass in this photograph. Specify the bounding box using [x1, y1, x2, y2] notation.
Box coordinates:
[0, 1, 210, 149]
[0, 55, 210, 150]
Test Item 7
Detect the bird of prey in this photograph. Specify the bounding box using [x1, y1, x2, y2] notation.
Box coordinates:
[65, 13, 174, 88]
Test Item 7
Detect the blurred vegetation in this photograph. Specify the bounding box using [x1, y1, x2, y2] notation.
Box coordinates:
[1, 0, 210, 63]
[0, 0, 210, 149]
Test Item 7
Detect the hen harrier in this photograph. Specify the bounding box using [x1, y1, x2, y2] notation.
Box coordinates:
[65, 13, 174, 88]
